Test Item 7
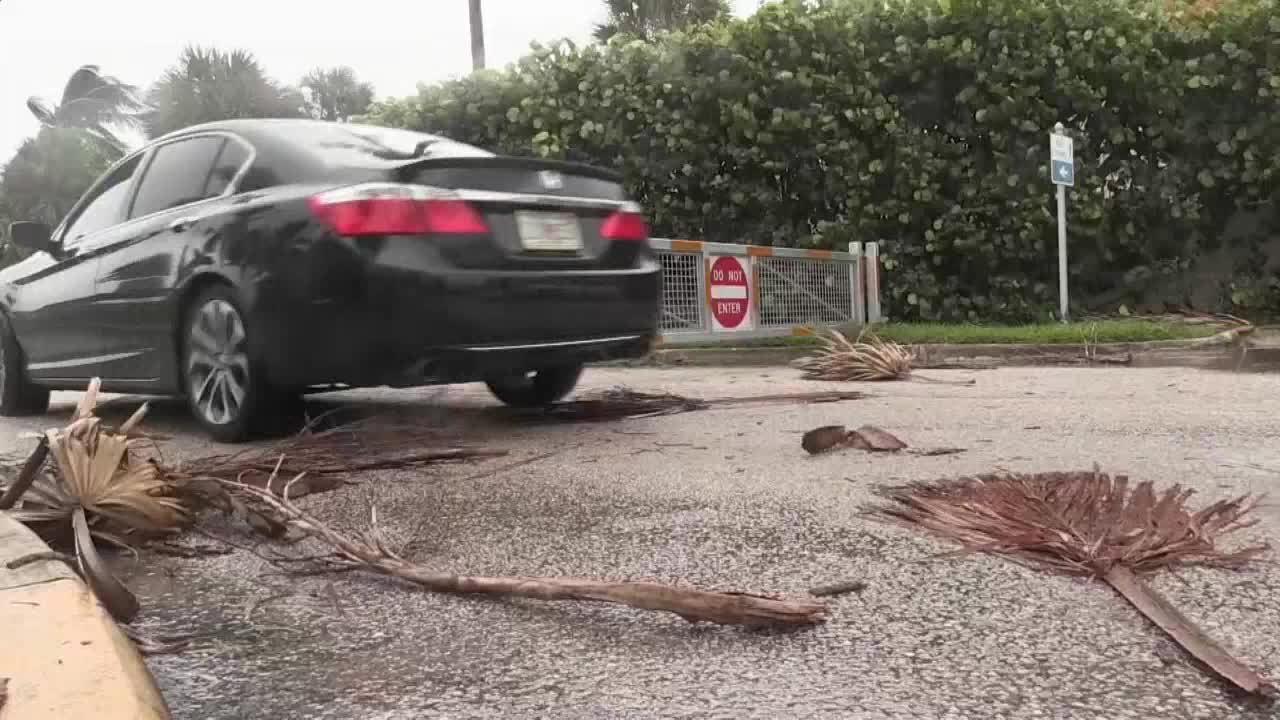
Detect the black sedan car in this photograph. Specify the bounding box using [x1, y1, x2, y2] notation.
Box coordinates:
[1, 120, 661, 442]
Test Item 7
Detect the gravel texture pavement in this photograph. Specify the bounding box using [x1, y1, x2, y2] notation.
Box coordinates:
[7, 366, 1279, 719]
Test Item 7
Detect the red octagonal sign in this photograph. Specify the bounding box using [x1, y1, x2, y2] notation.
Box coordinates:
[708, 255, 751, 331]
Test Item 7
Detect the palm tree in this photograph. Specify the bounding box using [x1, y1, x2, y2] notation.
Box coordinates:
[26, 65, 146, 155]
[594, 0, 731, 42]
[144, 46, 307, 139]
[469, 0, 486, 70]
[300, 67, 376, 122]
[0, 128, 117, 229]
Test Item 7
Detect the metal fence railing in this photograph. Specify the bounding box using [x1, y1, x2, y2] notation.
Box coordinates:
[648, 239, 883, 346]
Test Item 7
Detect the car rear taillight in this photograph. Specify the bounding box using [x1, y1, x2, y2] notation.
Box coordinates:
[308, 183, 488, 237]
[600, 210, 649, 241]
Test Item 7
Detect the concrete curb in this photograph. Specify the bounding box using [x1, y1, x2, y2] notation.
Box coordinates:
[641, 338, 1269, 371]
[0, 513, 170, 719]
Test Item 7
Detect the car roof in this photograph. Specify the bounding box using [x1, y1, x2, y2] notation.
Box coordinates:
[154, 118, 494, 185]
[158, 119, 487, 157]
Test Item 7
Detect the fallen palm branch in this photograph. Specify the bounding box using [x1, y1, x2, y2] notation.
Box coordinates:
[0, 380, 509, 629]
[1187, 324, 1256, 348]
[795, 329, 975, 385]
[796, 329, 913, 381]
[228, 475, 828, 628]
[159, 417, 507, 539]
[0, 381, 184, 622]
[172, 419, 506, 489]
[868, 468, 1275, 697]
[512, 387, 866, 423]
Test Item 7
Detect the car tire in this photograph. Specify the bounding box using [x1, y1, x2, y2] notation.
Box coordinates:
[485, 364, 584, 408]
[0, 312, 50, 417]
[181, 286, 278, 444]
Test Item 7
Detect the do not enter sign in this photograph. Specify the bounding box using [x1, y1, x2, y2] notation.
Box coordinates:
[708, 255, 753, 331]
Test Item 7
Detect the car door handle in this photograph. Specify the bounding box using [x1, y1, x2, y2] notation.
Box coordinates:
[168, 215, 205, 233]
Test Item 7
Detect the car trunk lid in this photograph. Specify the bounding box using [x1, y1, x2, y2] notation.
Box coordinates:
[389, 156, 646, 272]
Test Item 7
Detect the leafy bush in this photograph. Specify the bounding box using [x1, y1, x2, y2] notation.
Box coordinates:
[364, 0, 1280, 321]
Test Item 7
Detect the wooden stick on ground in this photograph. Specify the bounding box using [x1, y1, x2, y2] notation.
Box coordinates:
[227, 475, 828, 628]
[0, 436, 49, 510]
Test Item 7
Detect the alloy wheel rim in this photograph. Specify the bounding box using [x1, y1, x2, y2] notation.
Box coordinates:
[186, 299, 249, 426]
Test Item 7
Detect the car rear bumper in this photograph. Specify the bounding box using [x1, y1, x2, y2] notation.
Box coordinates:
[252, 250, 662, 388]
[381, 333, 655, 387]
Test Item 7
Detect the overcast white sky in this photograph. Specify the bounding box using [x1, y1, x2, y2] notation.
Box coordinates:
[0, 0, 762, 164]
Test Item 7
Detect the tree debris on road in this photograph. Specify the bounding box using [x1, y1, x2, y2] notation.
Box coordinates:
[803, 425, 909, 455]
[1185, 317, 1255, 348]
[909, 447, 967, 457]
[0, 380, 837, 644]
[802, 425, 966, 457]
[795, 329, 976, 385]
[175, 418, 506, 490]
[808, 580, 868, 597]
[868, 468, 1275, 697]
[795, 329, 913, 381]
[511, 387, 866, 423]
[226, 475, 829, 628]
[0, 380, 507, 631]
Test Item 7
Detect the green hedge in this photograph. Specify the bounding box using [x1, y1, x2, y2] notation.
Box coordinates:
[364, 0, 1280, 321]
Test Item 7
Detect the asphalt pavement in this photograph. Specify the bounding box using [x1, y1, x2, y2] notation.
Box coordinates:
[9, 366, 1280, 719]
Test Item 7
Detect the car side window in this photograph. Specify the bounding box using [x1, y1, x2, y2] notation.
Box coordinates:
[205, 139, 251, 197]
[128, 136, 227, 220]
[61, 155, 143, 245]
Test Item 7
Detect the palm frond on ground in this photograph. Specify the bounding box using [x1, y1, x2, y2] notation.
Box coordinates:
[3, 382, 185, 543]
[795, 328, 914, 381]
[868, 468, 1275, 696]
[870, 469, 1266, 575]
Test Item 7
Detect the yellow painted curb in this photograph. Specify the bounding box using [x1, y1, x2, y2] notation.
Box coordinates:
[0, 515, 170, 720]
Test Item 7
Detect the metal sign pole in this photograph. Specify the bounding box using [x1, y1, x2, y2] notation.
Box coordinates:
[1057, 183, 1068, 323]
[1049, 122, 1074, 324]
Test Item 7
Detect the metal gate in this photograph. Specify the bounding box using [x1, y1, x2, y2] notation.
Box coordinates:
[649, 239, 882, 346]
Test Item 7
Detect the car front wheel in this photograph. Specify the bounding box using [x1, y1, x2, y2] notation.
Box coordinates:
[182, 287, 274, 443]
[485, 364, 584, 408]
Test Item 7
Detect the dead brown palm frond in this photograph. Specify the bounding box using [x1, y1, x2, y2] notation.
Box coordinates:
[4, 380, 186, 541]
[509, 387, 867, 424]
[226, 474, 828, 628]
[0, 382, 513, 630]
[0, 380, 186, 623]
[170, 418, 506, 490]
[868, 469, 1275, 697]
[501, 387, 709, 422]
[146, 417, 506, 541]
[795, 329, 914, 382]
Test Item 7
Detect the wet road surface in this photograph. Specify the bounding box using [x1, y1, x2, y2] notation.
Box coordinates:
[6, 366, 1279, 719]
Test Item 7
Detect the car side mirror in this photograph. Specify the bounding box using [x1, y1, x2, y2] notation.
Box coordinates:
[8, 221, 58, 255]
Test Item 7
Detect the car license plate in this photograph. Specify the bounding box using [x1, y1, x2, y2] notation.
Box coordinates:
[515, 212, 583, 252]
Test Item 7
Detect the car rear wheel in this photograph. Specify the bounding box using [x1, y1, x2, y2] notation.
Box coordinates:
[0, 313, 50, 417]
[485, 364, 584, 408]
[182, 287, 279, 443]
